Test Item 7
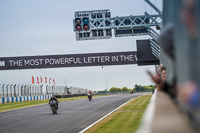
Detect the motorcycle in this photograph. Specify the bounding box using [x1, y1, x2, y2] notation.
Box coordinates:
[49, 100, 58, 114]
[88, 94, 92, 101]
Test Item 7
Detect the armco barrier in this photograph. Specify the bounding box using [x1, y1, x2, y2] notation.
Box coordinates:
[0, 84, 89, 99]
[0, 94, 95, 104]
[0, 95, 52, 104]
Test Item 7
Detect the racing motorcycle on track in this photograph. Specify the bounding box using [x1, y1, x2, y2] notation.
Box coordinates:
[49, 96, 59, 114]
[87, 91, 93, 101]
[88, 95, 92, 101]
[49, 100, 58, 114]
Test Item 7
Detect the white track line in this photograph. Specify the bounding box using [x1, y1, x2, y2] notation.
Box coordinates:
[79, 95, 141, 133]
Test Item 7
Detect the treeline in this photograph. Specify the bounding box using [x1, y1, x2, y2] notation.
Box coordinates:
[109, 85, 155, 92]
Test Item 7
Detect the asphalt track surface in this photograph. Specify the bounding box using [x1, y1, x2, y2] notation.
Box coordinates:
[0, 93, 146, 133]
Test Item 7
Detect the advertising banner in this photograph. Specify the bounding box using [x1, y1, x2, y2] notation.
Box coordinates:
[0, 51, 137, 70]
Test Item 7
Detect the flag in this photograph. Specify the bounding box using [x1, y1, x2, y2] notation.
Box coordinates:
[53, 79, 55, 85]
[32, 76, 34, 84]
[37, 77, 39, 84]
[40, 76, 42, 83]
[45, 77, 47, 84]
[49, 78, 51, 85]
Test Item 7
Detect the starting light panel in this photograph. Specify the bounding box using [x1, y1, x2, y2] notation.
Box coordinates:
[74, 17, 90, 32]
[73, 9, 112, 41]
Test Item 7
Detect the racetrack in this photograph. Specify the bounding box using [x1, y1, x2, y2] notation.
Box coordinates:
[0, 93, 146, 133]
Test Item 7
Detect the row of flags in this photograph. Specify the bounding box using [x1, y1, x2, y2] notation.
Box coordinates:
[32, 76, 55, 85]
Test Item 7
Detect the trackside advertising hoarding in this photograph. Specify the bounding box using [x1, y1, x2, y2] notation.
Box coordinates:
[0, 51, 137, 70]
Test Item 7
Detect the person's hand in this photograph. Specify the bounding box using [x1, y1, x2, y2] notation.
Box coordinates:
[148, 71, 164, 91]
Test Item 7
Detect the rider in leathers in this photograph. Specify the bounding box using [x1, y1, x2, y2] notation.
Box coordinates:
[49, 95, 59, 109]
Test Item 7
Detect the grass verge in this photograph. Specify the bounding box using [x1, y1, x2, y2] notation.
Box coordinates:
[0, 95, 105, 112]
[85, 94, 152, 133]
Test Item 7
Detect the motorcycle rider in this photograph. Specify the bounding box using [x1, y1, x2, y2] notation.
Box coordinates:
[49, 95, 59, 109]
[87, 90, 93, 101]
[88, 90, 93, 96]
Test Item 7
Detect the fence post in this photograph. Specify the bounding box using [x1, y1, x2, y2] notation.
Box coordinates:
[10, 84, 13, 97]
[24, 85, 27, 96]
[2, 84, 5, 98]
[46, 85, 48, 95]
[21, 85, 24, 96]
[17, 85, 19, 97]
[34, 85, 36, 96]
[6, 84, 9, 97]
[40, 85, 43, 95]
[14, 84, 16, 97]
[37, 85, 39, 95]
[29, 85, 32, 96]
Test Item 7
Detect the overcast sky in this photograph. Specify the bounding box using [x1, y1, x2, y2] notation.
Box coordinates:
[0, 0, 162, 91]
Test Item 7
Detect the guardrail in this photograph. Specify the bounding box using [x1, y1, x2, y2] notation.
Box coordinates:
[0, 84, 90, 103]
[0, 95, 52, 104]
[0, 84, 88, 98]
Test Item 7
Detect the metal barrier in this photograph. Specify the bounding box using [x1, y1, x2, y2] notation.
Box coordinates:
[0, 84, 87, 98]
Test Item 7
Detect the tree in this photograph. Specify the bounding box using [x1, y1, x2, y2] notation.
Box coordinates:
[122, 87, 128, 92]
[109, 87, 121, 92]
[128, 88, 132, 91]
[135, 84, 140, 92]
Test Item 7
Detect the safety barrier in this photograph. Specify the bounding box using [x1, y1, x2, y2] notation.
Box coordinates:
[0, 84, 91, 98]
[0, 84, 95, 103]
[0, 95, 52, 104]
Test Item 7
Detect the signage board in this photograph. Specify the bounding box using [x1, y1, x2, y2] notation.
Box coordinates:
[0, 51, 137, 70]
